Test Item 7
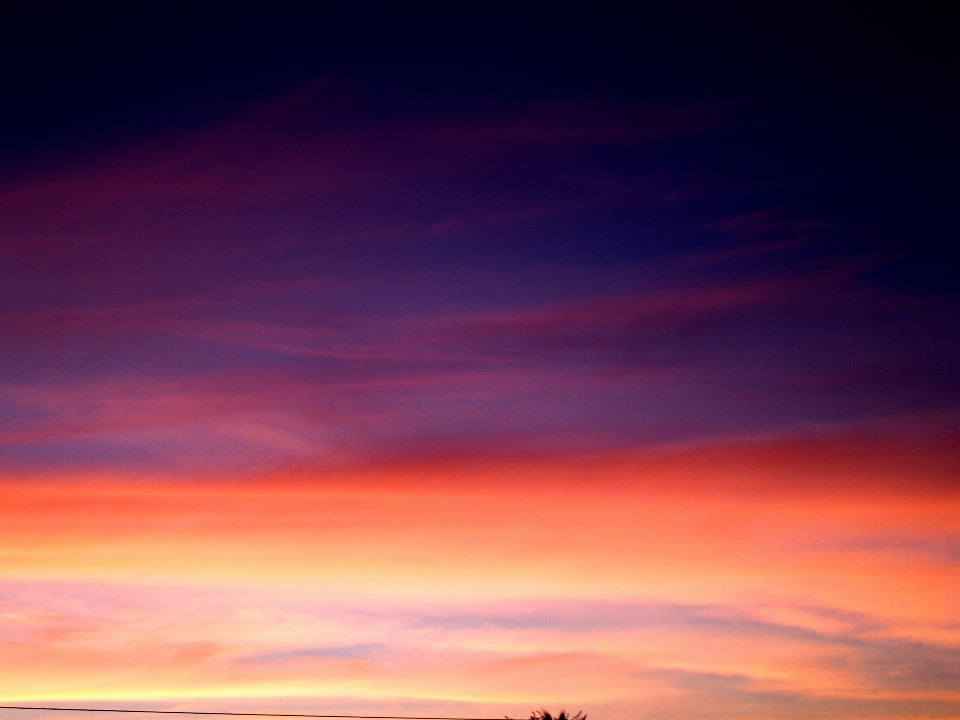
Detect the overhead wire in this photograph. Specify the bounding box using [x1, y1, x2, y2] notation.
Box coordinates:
[0, 707, 517, 720]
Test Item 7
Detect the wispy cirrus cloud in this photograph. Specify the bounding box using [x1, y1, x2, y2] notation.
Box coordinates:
[3, 580, 959, 715]
[2, 259, 956, 473]
[2, 84, 955, 474]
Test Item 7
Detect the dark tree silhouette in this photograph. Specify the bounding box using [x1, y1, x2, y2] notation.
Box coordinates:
[529, 711, 585, 720]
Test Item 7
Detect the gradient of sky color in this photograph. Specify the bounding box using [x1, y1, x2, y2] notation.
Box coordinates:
[1, 5, 958, 720]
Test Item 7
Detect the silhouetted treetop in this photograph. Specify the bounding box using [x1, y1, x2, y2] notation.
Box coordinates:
[529, 711, 585, 720]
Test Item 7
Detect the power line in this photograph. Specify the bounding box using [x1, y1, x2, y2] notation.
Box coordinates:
[0, 707, 515, 720]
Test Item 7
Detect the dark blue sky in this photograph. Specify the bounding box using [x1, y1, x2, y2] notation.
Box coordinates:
[0, 3, 958, 474]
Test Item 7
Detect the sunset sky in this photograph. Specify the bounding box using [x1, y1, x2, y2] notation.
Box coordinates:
[1, 5, 959, 720]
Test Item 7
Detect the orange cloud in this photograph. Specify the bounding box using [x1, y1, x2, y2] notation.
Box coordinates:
[1, 436, 958, 717]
